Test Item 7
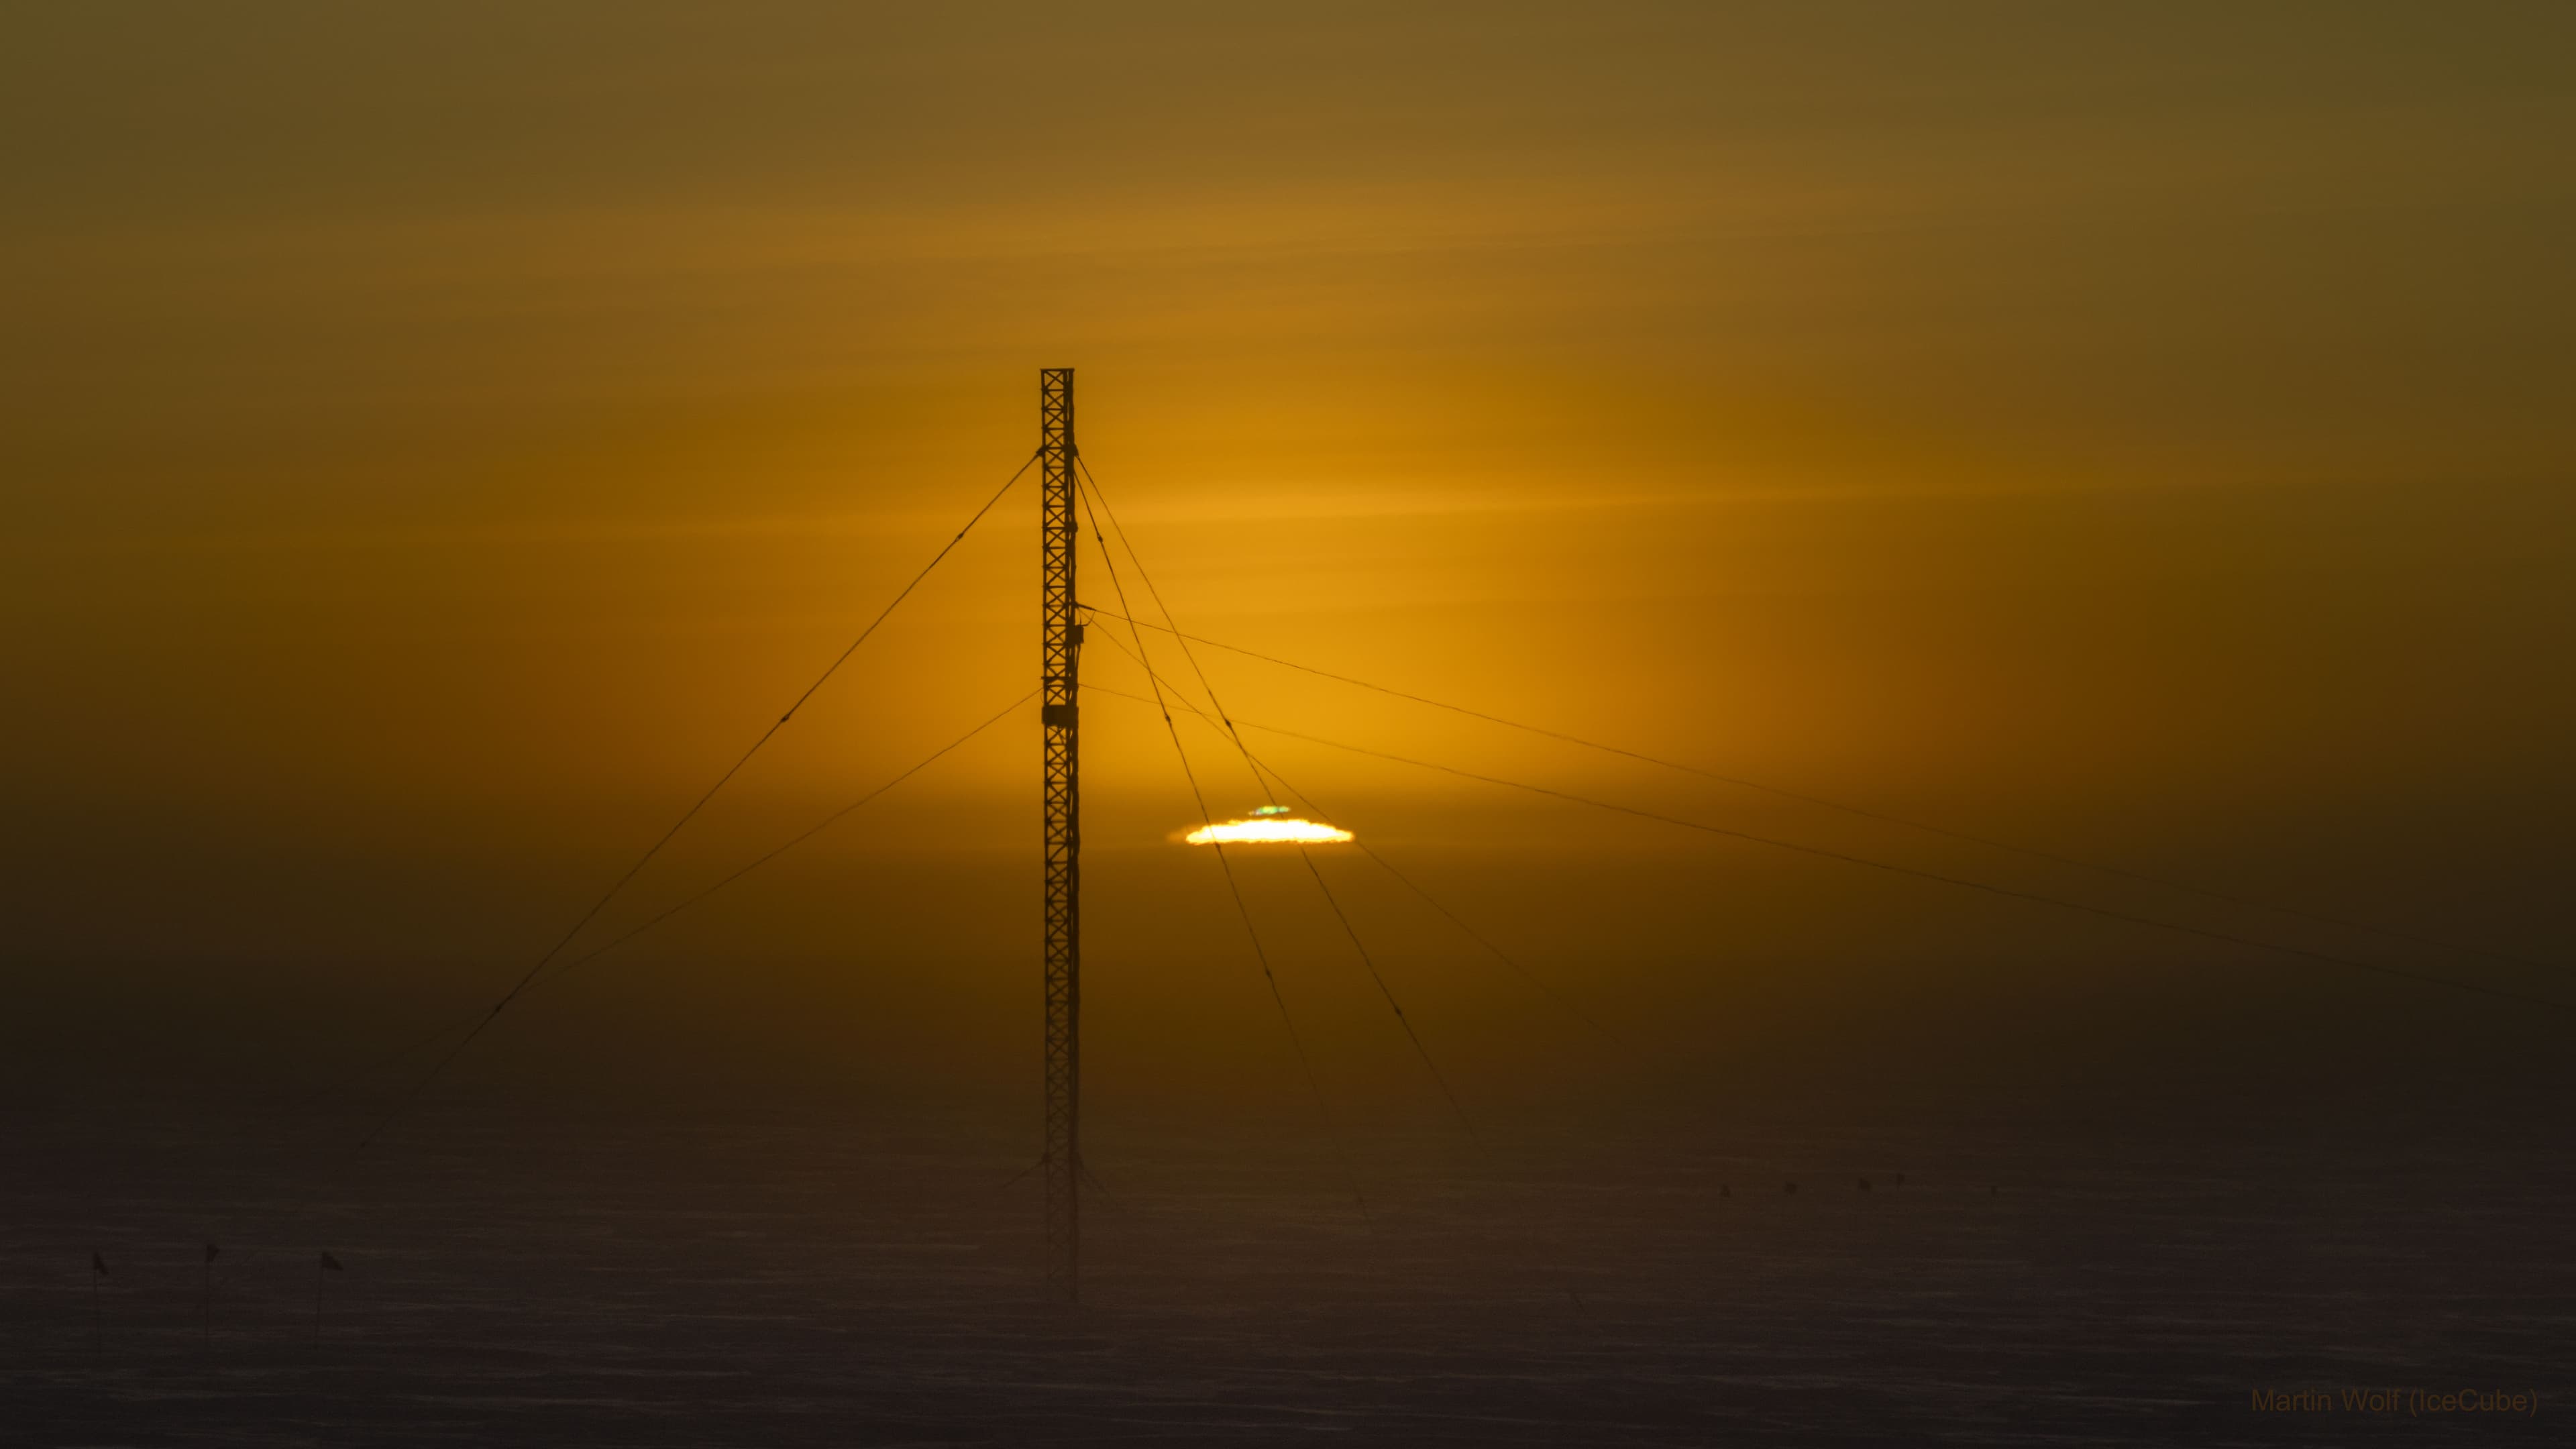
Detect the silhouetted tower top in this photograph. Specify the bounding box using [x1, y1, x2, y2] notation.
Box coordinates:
[1038, 368, 1081, 1303]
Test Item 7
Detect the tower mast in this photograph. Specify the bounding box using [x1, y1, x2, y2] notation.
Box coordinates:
[1037, 368, 1081, 1301]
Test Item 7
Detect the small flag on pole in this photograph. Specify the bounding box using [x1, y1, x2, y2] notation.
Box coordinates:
[205, 1242, 220, 1264]
[91, 1250, 108, 1277]
[320, 1251, 343, 1273]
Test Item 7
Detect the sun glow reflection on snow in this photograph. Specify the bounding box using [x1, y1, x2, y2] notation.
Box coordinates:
[1185, 816, 1355, 845]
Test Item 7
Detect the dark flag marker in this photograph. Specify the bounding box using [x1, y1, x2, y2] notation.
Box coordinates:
[1859, 1177, 1872, 1193]
[316, 1251, 344, 1341]
[1784, 1181, 1798, 1195]
[1894, 1173, 1907, 1189]
[1719, 1183, 1731, 1199]
[91, 1250, 107, 1348]
[203, 1242, 219, 1350]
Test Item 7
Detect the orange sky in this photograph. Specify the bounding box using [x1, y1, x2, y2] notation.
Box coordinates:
[4, 5, 2571, 1108]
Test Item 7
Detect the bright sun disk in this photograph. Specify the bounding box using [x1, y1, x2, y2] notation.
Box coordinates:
[1186, 816, 1355, 845]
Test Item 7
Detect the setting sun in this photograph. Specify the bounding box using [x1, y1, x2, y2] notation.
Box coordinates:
[7, 5, 2568, 1441]
[1185, 816, 1355, 845]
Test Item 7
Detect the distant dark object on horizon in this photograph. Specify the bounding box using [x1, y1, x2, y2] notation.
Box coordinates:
[1785, 1181, 1798, 1195]
[316, 1248, 345, 1341]
[91, 1250, 107, 1277]
[1894, 1173, 1907, 1189]
[1719, 1183, 1730, 1198]
[1859, 1177, 1872, 1193]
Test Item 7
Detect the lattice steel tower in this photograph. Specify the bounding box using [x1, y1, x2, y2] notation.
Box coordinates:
[1036, 368, 1081, 1301]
